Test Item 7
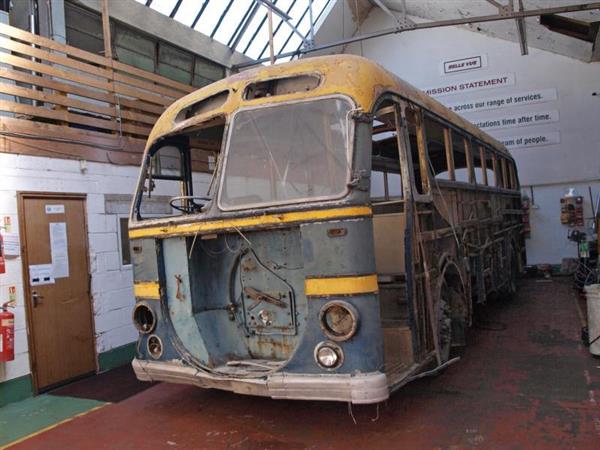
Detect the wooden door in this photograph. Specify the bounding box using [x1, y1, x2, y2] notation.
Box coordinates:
[19, 194, 96, 392]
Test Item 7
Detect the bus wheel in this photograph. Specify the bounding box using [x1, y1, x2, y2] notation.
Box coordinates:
[437, 289, 452, 363]
[500, 246, 518, 300]
[438, 276, 467, 364]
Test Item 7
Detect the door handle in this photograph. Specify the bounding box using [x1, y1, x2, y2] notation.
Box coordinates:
[32, 291, 44, 308]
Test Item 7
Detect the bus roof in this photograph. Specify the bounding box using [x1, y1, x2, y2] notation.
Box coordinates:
[151, 54, 511, 158]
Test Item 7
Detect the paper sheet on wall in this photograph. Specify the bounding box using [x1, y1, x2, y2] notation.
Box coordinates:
[49, 222, 69, 279]
[2, 232, 20, 256]
[29, 264, 55, 286]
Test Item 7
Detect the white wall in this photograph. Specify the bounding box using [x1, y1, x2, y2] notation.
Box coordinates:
[0, 153, 209, 383]
[336, 10, 600, 264]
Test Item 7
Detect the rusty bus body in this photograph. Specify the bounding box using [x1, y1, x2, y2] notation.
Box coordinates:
[129, 55, 524, 404]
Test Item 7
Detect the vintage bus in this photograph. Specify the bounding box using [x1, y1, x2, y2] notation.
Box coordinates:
[129, 55, 524, 404]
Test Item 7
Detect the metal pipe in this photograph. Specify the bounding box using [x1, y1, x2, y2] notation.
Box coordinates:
[267, 7, 275, 64]
[234, 1, 600, 69]
[307, 0, 315, 48]
[257, 0, 308, 46]
[257, 0, 298, 60]
[515, 0, 528, 55]
[228, 1, 259, 48]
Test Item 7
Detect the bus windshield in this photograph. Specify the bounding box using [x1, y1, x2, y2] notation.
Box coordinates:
[218, 97, 352, 210]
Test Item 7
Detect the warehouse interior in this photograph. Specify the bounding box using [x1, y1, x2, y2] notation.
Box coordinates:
[0, 0, 599, 448]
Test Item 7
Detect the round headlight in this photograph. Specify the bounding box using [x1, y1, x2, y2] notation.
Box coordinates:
[147, 335, 163, 359]
[133, 303, 155, 334]
[314, 342, 344, 369]
[319, 301, 358, 341]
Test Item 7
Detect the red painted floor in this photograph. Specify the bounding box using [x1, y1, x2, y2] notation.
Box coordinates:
[10, 278, 600, 449]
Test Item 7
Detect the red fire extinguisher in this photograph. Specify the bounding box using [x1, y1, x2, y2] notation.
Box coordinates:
[0, 301, 15, 362]
[0, 233, 5, 274]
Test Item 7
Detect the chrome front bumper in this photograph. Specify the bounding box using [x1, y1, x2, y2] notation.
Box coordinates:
[132, 358, 389, 404]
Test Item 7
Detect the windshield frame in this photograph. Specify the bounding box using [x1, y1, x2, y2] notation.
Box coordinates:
[216, 95, 356, 212]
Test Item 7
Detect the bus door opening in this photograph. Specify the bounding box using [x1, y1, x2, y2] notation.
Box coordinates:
[370, 103, 414, 380]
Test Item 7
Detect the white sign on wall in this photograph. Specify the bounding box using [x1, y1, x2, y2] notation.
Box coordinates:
[49, 222, 69, 279]
[424, 73, 515, 97]
[1, 232, 20, 257]
[45, 204, 65, 215]
[441, 55, 488, 75]
[444, 88, 558, 114]
[472, 110, 559, 131]
[494, 131, 561, 149]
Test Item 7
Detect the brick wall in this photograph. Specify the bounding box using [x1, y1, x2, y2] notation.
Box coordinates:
[0, 153, 210, 383]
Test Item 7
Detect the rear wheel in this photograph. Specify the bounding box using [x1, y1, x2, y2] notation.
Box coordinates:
[437, 278, 466, 364]
[500, 246, 518, 300]
[437, 285, 452, 363]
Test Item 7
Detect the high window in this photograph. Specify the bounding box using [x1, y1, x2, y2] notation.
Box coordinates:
[65, 1, 225, 87]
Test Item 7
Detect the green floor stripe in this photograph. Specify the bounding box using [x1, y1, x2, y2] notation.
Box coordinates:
[0, 376, 33, 408]
[0, 394, 106, 447]
[98, 342, 136, 372]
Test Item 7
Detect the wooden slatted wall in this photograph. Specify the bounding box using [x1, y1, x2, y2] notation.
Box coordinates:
[0, 22, 196, 165]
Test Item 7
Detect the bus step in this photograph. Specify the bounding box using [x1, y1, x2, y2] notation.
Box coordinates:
[383, 325, 414, 379]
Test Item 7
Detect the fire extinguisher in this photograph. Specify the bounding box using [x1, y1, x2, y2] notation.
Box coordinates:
[0, 232, 5, 274]
[0, 301, 15, 362]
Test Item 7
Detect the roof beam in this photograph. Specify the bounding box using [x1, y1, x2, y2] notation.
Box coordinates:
[592, 23, 600, 61]
[169, 0, 183, 18]
[211, 0, 235, 38]
[484, 0, 505, 10]
[290, 0, 332, 59]
[540, 14, 600, 42]
[191, 0, 210, 29]
[243, 0, 283, 55]
[515, 0, 528, 55]
[257, 0, 308, 47]
[275, 4, 310, 58]
[257, 0, 298, 59]
[236, 1, 600, 68]
[228, 2, 260, 48]
[372, 0, 412, 29]
[256, 0, 291, 21]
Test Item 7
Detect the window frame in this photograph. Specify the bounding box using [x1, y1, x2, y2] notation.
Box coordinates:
[370, 105, 405, 202]
[117, 215, 132, 268]
[423, 114, 452, 183]
[447, 127, 473, 186]
[216, 94, 357, 212]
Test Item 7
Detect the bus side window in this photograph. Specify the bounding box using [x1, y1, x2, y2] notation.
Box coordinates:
[473, 143, 485, 185]
[371, 107, 403, 201]
[508, 160, 517, 189]
[452, 130, 470, 183]
[484, 147, 495, 186]
[370, 170, 386, 199]
[140, 145, 189, 218]
[405, 107, 427, 194]
[496, 156, 507, 188]
[424, 116, 450, 180]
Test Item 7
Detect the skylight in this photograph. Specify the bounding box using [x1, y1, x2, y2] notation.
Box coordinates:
[136, 0, 333, 63]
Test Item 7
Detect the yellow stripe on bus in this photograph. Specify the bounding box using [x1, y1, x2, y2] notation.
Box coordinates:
[305, 274, 379, 297]
[128, 206, 372, 240]
[134, 281, 160, 299]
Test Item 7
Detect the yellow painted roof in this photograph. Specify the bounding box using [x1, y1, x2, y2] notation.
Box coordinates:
[149, 54, 510, 157]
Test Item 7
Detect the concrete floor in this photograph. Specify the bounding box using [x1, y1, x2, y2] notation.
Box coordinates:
[2, 277, 599, 449]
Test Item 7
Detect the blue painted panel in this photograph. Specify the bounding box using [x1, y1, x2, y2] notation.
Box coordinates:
[282, 294, 384, 374]
[162, 237, 211, 363]
[300, 218, 376, 277]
